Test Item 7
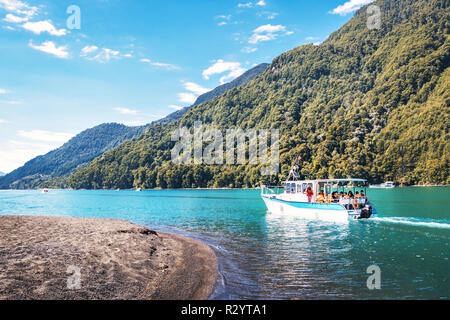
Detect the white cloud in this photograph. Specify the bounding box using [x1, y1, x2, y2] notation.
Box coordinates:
[176, 81, 211, 106]
[202, 59, 246, 84]
[249, 33, 276, 44]
[29, 41, 69, 59]
[0, 0, 38, 19]
[178, 92, 197, 104]
[254, 24, 285, 34]
[256, 1, 266, 6]
[218, 21, 227, 26]
[0, 88, 8, 94]
[3, 13, 28, 23]
[216, 15, 231, 20]
[331, 0, 374, 16]
[0, 118, 6, 123]
[152, 62, 180, 70]
[238, 2, 253, 8]
[114, 107, 139, 115]
[169, 105, 183, 111]
[242, 46, 258, 53]
[80, 45, 98, 56]
[182, 81, 211, 95]
[22, 20, 67, 36]
[249, 24, 291, 44]
[140, 58, 180, 70]
[87, 48, 120, 63]
[17, 130, 74, 143]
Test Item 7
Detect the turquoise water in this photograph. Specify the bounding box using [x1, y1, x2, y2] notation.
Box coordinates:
[0, 187, 449, 299]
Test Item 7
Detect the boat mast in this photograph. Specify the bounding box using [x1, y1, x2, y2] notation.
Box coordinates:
[286, 156, 302, 182]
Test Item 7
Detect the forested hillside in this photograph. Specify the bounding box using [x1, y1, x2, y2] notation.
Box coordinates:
[68, 0, 449, 189]
[0, 123, 147, 189]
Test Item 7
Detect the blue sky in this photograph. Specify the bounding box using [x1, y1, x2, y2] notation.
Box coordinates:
[0, 0, 372, 173]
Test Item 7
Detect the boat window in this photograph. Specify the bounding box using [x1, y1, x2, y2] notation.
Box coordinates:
[302, 183, 307, 193]
[286, 183, 290, 194]
[297, 184, 301, 193]
[291, 184, 296, 193]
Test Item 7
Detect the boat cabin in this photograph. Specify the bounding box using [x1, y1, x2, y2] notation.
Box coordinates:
[284, 179, 368, 201]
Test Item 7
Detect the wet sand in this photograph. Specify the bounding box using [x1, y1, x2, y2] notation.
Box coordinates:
[0, 216, 218, 300]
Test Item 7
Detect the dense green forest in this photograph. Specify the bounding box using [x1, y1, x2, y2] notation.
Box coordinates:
[68, 0, 449, 190]
[0, 123, 147, 189]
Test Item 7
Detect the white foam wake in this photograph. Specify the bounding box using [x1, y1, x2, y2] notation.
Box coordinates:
[371, 217, 450, 229]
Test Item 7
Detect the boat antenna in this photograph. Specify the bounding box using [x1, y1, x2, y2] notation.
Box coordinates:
[287, 155, 302, 181]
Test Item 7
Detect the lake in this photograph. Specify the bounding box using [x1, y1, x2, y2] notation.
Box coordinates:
[0, 187, 448, 299]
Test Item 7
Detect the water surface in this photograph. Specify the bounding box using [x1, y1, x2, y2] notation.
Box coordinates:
[0, 187, 448, 299]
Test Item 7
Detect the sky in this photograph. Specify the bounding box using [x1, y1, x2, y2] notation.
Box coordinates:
[0, 0, 373, 173]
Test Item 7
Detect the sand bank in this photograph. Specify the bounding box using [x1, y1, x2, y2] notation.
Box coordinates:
[0, 216, 218, 300]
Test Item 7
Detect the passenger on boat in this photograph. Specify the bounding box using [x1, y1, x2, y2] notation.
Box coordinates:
[305, 186, 314, 203]
[360, 190, 366, 198]
[317, 191, 325, 203]
[339, 192, 344, 200]
[355, 191, 361, 198]
[348, 191, 354, 199]
[331, 192, 339, 203]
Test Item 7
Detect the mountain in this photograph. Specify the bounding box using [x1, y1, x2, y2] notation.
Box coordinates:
[0, 123, 148, 189]
[0, 172, 5, 177]
[156, 63, 269, 124]
[68, 0, 449, 189]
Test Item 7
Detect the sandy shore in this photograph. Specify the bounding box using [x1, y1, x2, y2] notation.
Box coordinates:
[0, 216, 218, 300]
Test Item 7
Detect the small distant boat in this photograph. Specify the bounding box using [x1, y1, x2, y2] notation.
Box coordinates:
[261, 159, 377, 223]
[42, 189, 49, 194]
[136, 188, 142, 192]
[370, 181, 395, 189]
[116, 188, 120, 191]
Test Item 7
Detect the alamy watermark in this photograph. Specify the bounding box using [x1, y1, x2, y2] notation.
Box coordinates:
[366, 265, 381, 290]
[367, 5, 382, 30]
[66, 5, 81, 30]
[67, 265, 81, 290]
[171, 122, 280, 175]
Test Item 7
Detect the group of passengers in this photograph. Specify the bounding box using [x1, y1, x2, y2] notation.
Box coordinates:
[306, 187, 366, 203]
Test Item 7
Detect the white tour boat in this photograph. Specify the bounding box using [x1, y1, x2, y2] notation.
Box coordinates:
[369, 181, 395, 189]
[261, 162, 377, 223]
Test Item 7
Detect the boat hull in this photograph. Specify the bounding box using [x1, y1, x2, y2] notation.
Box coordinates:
[262, 196, 359, 223]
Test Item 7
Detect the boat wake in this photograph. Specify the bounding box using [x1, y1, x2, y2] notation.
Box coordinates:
[370, 217, 450, 229]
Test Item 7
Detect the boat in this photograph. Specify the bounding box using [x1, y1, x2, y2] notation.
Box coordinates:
[261, 160, 377, 223]
[41, 189, 49, 194]
[136, 188, 142, 192]
[369, 181, 395, 189]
